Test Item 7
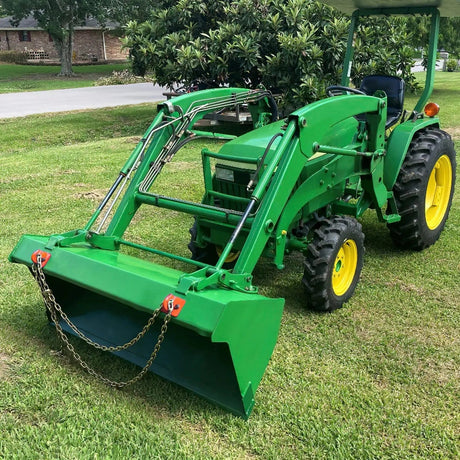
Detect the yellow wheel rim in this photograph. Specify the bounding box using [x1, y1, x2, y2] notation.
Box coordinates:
[216, 246, 240, 263]
[425, 155, 453, 230]
[332, 239, 358, 297]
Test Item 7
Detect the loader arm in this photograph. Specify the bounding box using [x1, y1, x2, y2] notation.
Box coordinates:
[232, 93, 387, 275]
[104, 88, 273, 239]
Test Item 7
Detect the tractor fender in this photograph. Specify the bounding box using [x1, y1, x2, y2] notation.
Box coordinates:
[384, 117, 440, 189]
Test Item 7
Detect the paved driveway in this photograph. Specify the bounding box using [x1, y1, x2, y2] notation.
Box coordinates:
[0, 83, 167, 119]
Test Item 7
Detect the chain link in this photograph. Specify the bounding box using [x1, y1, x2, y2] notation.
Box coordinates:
[31, 253, 173, 388]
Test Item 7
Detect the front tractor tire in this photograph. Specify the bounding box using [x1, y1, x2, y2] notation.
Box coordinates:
[188, 221, 239, 268]
[302, 216, 365, 312]
[389, 127, 456, 250]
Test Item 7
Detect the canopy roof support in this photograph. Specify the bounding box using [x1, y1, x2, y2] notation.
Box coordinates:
[340, 6, 441, 113]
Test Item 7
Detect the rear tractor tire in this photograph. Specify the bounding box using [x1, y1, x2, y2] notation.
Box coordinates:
[302, 216, 365, 312]
[388, 127, 456, 250]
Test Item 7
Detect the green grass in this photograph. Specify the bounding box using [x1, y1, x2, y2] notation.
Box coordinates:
[0, 62, 129, 93]
[0, 104, 161, 154]
[0, 76, 459, 459]
[406, 71, 460, 129]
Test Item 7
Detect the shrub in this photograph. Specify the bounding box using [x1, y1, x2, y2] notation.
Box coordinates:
[0, 50, 27, 64]
[93, 69, 153, 86]
[446, 58, 458, 72]
[123, 0, 418, 108]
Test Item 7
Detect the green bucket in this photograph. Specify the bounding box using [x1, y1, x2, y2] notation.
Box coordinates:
[9, 234, 284, 418]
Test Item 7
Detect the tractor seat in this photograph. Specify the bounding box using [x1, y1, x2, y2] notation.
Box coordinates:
[358, 75, 405, 129]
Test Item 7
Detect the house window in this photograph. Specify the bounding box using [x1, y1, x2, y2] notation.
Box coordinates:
[18, 31, 31, 42]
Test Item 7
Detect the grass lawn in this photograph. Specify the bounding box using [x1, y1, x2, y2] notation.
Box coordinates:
[0, 74, 459, 458]
[407, 71, 460, 130]
[0, 62, 130, 93]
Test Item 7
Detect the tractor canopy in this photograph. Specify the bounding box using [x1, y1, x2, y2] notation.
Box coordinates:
[318, 0, 460, 16]
[320, 0, 459, 117]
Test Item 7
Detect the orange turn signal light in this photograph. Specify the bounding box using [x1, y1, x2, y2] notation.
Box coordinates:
[424, 102, 440, 117]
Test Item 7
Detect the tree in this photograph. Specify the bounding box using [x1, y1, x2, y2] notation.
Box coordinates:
[124, 0, 418, 109]
[0, 0, 114, 76]
[110, 0, 159, 25]
[439, 18, 460, 58]
[406, 16, 460, 59]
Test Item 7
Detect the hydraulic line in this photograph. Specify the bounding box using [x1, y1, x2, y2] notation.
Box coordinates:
[216, 131, 284, 268]
[88, 90, 277, 234]
[215, 197, 257, 270]
[246, 132, 284, 191]
[139, 90, 275, 194]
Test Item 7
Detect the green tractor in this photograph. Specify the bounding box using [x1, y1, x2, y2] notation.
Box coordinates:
[9, 0, 458, 418]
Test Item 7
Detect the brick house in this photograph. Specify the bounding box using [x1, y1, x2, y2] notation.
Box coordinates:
[0, 16, 127, 62]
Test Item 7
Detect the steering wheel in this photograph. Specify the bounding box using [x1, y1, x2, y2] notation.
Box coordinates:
[326, 85, 366, 97]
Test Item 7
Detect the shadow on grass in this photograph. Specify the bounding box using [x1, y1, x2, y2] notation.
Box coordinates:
[431, 87, 460, 96]
[2, 302, 227, 420]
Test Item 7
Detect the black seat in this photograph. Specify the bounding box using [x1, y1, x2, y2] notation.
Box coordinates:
[359, 75, 405, 129]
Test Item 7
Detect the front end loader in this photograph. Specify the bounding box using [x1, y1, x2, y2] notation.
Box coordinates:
[9, 0, 458, 418]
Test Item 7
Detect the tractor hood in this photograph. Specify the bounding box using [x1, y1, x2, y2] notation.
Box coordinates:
[218, 113, 359, 165]
[218, 120, 284, 161]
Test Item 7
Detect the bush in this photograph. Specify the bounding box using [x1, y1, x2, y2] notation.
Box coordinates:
[0, 50, 28, 64]
[93, 69, 153, 86]
[123, 0, 418, 108]
[446, 58, 458, 72]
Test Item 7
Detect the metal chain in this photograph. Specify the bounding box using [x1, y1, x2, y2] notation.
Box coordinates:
[31, 253, 173, 388]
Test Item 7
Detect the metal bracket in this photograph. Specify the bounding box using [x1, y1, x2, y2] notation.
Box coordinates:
[46, 230, 119, 250]
[176, 267, 256, 294]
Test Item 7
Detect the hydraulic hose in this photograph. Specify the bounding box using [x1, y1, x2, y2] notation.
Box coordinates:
[246, 132, 284, 191]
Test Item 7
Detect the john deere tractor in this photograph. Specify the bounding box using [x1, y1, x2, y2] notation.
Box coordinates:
[9, 0, 458, 418]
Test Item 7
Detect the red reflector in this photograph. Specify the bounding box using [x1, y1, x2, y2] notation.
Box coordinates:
[31, 250, 51, 267]
[161, 294, 186, 317]
[424, 102, 440, 117]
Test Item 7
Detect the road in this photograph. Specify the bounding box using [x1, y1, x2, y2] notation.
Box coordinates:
[0, 83, 167, 119]
[0, 64, 443, 119]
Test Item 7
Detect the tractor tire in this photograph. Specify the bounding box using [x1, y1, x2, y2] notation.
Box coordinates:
[188, 221, 239, 268]
[388, 127, 456, 250]
[302, 216, 364, 312]
[188, 221, 218, 265]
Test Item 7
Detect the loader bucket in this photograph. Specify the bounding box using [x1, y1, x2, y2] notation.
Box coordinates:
[9, 234, 284, 418]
